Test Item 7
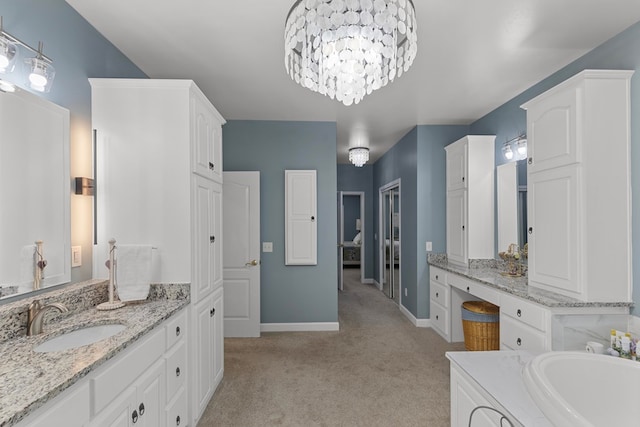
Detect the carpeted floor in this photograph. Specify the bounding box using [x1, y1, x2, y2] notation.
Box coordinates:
[198, 269, 465, 426]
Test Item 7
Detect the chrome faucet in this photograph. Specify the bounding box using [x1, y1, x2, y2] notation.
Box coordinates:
[27, 300, 68, 336]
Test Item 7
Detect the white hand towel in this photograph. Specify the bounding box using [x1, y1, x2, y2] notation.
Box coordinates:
[116, 245, 152, 302]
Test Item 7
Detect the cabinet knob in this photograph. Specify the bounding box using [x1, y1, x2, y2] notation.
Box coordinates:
[139, 403, 145, 416]
[516, 309, 522, 317]
[462, 176, 465, 182]
[462, 225, 465, 231]
[528, 227, 533, 235]
[209, 162, 214, 170]
[436, 292, 439, 298]
[466, 286, 470, 292]
[176, 366, 181, 377]
[176, 415, 181, 426]
[517, 338, 522, 346]
[435, 275, 439, 280]
[210, 308, 215, 317]
[210, 235, 215, 243]
[311, 216, 315, 222]
[435, 315, 439, 320]
[528, 157, 532, 165]
[132, 410, 138, 423]
[176, 326, 181, 336]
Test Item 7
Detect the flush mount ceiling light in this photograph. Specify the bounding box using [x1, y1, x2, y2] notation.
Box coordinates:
[0, 16, 55, 93]
[349, 146, 369, 167]
[284, 0, 417, 106]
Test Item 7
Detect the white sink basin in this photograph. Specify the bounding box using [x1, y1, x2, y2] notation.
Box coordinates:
[34, 323, 126, 353]
[523, 351, 640, 426]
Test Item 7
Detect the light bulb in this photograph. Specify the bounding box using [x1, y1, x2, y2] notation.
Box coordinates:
[503, 145, 514, 160]
[517, 138, 527, 157]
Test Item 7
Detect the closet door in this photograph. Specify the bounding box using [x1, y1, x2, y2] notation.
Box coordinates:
[285, 170, 317, 265]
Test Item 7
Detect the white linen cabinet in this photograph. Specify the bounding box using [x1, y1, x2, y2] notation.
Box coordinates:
[445, 135, 495, 267]
[521, 70, 633, 302]
[90, 78, 226, 426]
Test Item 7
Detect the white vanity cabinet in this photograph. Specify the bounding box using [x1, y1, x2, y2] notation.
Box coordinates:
[429, 266, 449, 340]
[445, 136, 495, 267]
[521, 70, 633, 302]
[16, 309, 188, 427]
[90, 79, 226, 426]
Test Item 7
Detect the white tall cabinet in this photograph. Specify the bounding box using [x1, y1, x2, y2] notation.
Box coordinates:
[90, 78, 226, 426]
[445, 135, 495, 266]
[521, 70, 633, 302]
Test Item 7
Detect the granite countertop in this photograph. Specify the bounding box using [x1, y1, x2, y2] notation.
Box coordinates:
[428, 256, 633, 308]
[0, 285, 189, 427]
[446, 350, 551, 426]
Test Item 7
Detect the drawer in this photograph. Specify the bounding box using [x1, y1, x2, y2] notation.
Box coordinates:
[20, 381, 90, 427]
[166, 339, 187, 400]
[430, 301, 449, 337]
[91, 326, 165, 414]
[500, 314, 547, 352]
[430, 280, 449, 308]
[166, 388, 188, 427]
[500, 293, 547, 331]
[166, 308, 187, 350]
[429, 266, 446, 285]
[447, 273, 500, 306]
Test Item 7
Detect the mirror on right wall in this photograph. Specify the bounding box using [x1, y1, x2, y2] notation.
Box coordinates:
[497, 159, 527, 254]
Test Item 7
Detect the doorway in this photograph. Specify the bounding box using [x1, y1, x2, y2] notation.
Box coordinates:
[379, 180, 400, 305]
[337, 191, 365, 291]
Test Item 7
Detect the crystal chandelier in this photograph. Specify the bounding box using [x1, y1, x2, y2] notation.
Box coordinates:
[284, 0, 417, 106]
[349, 147, 369, 167]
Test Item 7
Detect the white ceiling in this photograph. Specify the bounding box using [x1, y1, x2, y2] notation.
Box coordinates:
[66, 0, 640, 164]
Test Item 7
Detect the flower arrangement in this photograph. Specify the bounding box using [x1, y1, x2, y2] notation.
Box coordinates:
[498, 243, 527, 277]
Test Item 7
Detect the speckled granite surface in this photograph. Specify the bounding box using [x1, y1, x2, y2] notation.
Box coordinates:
[428, 254, 632, 308]
[0, 280, 190, 427]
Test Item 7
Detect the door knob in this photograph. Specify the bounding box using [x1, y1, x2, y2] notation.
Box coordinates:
[245, 259, 259, 266]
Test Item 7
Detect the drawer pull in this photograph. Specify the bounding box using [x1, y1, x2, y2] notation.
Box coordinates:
[176, 366, 181, 377]
[209, 162, 214, 170]
[435, 315, 439, 320]
[435, 275, 439, 280]
[132, 410, 138, 423]
[176, 415, 181, 426]
[435, 292, 439, 298]
[139, 403, 145, 416]
[210, 308, 215, 317]
[516, 309, 522, 317]
[466, 286, 470, 292]
[210, 235, 215, 243]
[517, 338, 522, 346]
[176, 326, 181, 336]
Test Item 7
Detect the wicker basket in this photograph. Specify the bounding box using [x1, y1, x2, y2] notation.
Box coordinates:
[461, 301, 500, 351]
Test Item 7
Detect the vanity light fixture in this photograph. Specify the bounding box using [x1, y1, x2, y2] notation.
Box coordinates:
[502, 134, 526, 161]
[0, 79, 16, 93]
[0, 16, 55, 92]
[349, 146, 370, 167]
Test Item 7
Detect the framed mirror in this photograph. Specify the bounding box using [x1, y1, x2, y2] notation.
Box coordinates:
[0, 88, 70, 298]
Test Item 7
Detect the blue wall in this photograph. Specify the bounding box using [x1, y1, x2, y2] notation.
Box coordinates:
[470, 20, 640, 314]
[223, 121, 338, 323]
[337, 164, 374, 278]
[416, 125, 469, 318]
[2, 0, 146, 283]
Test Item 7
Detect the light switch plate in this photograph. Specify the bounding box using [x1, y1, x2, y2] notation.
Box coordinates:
[426, 241, 433, 252]
[263, 242, 273, 252]
[71, 246, 82, 267]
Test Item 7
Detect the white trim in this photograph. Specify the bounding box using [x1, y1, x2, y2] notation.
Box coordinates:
[372, 278, 382, 291]
[261, 322, 340, 332]
[362, 278, 375, 285]
[399, 304, 430, 328]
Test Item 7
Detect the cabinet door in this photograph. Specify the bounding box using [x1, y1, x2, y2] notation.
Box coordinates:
[193, 293, 215, 421]
[528, 166, 580, 297]
[193, 177, 223, 302]
[285, 170, 317, 265]
[446, 189, 467, 266]
[212, 287, 224, 390]
[136, 359, 165, 427]
[446, 140, 467, 191]
[89, 387, 137, 427]
[192, 93, 222, 182]
[526, 86, 579, 173]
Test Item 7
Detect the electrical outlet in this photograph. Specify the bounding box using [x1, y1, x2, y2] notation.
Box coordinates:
[71, 246, 82, 267]
[426, 241, 433, 251]
[262, 242, 273, 252]
[404, 288, 407, 297]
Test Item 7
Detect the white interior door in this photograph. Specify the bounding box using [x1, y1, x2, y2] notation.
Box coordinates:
[223, 171, 260, 337]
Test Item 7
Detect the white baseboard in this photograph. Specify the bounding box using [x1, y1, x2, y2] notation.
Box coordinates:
[362, 278, 374, 285]
[373, 279, 382, 291]
[261, 322, 340, 332]
[399, 304, 430, 328]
